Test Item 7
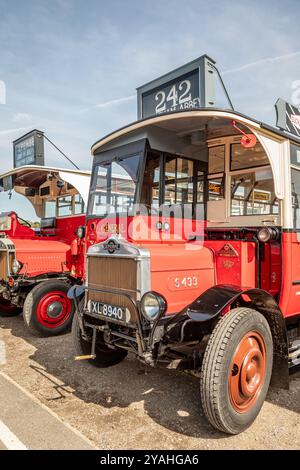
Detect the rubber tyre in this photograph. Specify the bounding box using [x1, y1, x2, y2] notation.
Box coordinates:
[200, 307, 273, 435]
[72, 308, 128, 368]
[0, 296, 22, 317]
[23, 280, 74, 336]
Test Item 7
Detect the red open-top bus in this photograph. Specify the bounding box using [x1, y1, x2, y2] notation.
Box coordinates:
[0, 165, 90, 336]
[71, 107, 300, 434]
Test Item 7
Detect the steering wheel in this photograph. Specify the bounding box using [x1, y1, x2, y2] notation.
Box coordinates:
[17, 216, 32, 228]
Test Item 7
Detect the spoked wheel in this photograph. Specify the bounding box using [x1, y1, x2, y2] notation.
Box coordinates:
[23, 280, 74, 336]
[0, 296, 22, 317]
[72, 305, 127, 368]
[200, 307, 273, 434]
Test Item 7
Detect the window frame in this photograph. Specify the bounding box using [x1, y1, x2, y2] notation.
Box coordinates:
[229, 166, 279, 217]
[230, 141, 270, 172]
[290, 166, 300, 229]
[159, 152, 206, 218]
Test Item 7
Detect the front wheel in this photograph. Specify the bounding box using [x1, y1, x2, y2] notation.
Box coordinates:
[0, 296, 22, 317]
[23, 280, 74, 336]
[72, 309, 127, 367]
[200, 307, 273, 434]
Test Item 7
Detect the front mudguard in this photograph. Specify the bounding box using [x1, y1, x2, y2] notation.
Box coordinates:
[162, 284, 289, 388]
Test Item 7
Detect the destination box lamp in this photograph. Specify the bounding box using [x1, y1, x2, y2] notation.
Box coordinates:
[13, 129, 45, 169]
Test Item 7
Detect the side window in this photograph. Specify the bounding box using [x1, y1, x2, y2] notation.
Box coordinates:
[92, 165, 108, 216]
[231, 141, 269, 170]
[164, 156, 194, 205]
[140, 151, 160, 208]
[208, 177, 225, 201]
[208, 145, 225, 201]
[57, 195, 72, 217]
[290, 143, 300, 167]
[208, 145, 225, 173]
[291, 169, 300, 228]
[44, 200, 56, 218]
[74, 194, 85, 215]
[231, 169, 278, 216]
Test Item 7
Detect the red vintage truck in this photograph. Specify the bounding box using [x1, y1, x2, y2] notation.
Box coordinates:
[71, 107, 300, 434]
[0, 165, 90, 336]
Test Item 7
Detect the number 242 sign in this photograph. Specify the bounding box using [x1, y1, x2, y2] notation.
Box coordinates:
[155, 78, 200, 114]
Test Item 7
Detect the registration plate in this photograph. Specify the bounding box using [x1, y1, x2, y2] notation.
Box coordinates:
[87, 300, 129, 323]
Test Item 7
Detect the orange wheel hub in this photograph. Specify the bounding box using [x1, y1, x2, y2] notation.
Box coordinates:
[229, 331, 266, 412]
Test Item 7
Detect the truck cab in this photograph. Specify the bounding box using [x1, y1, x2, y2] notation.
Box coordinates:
[0, 165, 90, 336]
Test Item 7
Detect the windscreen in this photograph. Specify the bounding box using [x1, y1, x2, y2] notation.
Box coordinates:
[0, 215, 11, 231]
[89, 154, 142, 216]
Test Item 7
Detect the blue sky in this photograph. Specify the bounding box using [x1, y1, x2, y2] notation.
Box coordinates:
[0, 0, 300, 218]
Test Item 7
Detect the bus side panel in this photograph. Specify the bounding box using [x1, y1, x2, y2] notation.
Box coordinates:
[279, 231, 300, 318]
[204, 240, 257, 288]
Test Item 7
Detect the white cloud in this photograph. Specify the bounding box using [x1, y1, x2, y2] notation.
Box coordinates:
[223, 51, 300, 75]
[95, 95, 135, 108]
[81, 94, 136, 113]
[0, 127, 30, 136]
[12, 113, 32, 123]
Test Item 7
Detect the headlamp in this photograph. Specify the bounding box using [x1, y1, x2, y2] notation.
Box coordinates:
[141, 291, 167, 322]
[257, 227, 279, 243]
[12, 259, 22, 275]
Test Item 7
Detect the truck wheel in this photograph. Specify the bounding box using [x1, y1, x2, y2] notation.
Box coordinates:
[200, 307, 273, 435]
[72, 310, 127, 367]
[23, 280, 74, 336]
[0, 296, 22, 317]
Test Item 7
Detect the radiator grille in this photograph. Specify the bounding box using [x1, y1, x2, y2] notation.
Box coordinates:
[0, 252, 8, 280]
[87, 256, 138, 321]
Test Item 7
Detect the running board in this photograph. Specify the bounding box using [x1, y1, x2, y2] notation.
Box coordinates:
[74, 355, 96, 361]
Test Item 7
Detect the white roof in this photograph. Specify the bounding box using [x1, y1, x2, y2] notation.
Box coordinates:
[0, 165, 91, 206]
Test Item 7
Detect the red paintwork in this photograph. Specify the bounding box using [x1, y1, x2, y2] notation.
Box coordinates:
[148, 242, 215, 314]
[260, 242, 281, 296]
[87, 215, 213, 314]
[86, 214, 291, 317]
[13, 238, 70, 276]
[204, 240, 257, 289]
[86, 215, 205, 247]
[36, 290, 72, 328]
[279, 231, 300, 318]
[2, 212, 37, 239]
[1, 212, 85, 280]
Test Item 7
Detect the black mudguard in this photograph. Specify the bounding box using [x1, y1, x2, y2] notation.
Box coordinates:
[163, 284, 289, 388]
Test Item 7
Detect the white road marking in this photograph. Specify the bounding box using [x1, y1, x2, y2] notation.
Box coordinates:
[0, 420, 27, 450]
[0, 340, 6, 365]
[0, 372, 97, 449]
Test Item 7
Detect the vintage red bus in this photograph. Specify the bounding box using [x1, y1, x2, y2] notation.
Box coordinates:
[0, 165, 89, 336]
[71, 107, 300, 434]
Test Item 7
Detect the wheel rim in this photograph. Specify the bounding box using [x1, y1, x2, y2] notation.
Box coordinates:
[228, 331, 266, 413]
[36, 291, 72, 328]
